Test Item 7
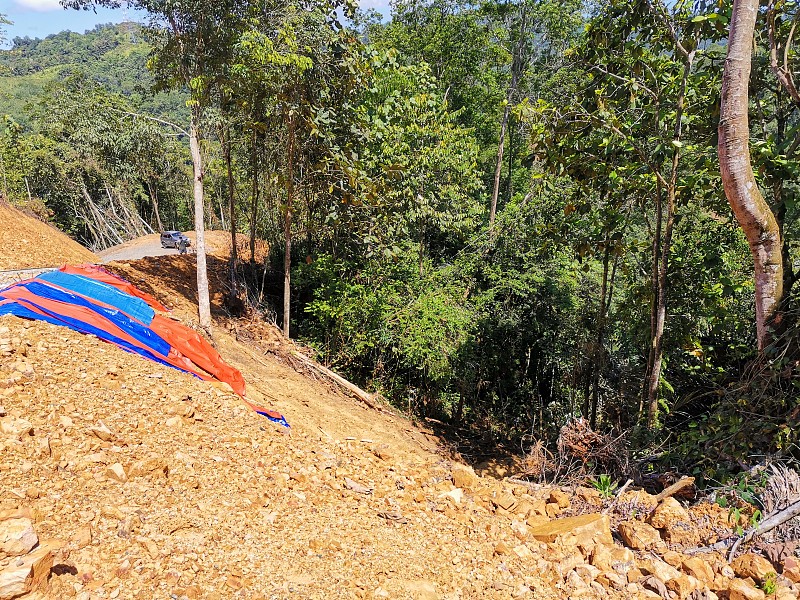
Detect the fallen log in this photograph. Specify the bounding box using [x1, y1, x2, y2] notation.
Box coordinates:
[291, 351, 379, 410]
[653, 476, 695, 502]
[690, 496, 800, 560]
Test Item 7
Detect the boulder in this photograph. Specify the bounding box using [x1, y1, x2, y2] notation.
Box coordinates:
[71, 525, 92, 549]
[682, 556, 715, 586]
[493, 493, 517, 511]
[649, 497, 689, 529]
[782, 561, 800, 584]
[617, 520, 662, 550]
[549, 489, 570, 509]
[640, 575, 669, 599]
[451, 464, 478, 491]
[727, 578, 766, 600]
[494, 541, 510, 555]
[525, 514, 549, 528]
[545, 502, 562, 517]
[0, 518, 37, 558]
[512, 544, 533, 559]
[639, 558, 682, 583]
[88, 422, 113, 442]
[597, 571, 626, 590]
[590, 544, 634, 577]
[662, 550, 684, 567]
[775, 585, 798, 600]
[105, 463, 128, 483]
[529, 513, 613, 548]
[665, 574, 697, 600]
[731, 553, 776, 583]
[0, 416, 32, 437]
[128, 458, 168, 478]
[575, 564, 600, 582]
[403, 580, 438, 600]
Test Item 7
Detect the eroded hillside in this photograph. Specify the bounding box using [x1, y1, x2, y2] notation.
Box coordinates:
[0, 242, 798, 600]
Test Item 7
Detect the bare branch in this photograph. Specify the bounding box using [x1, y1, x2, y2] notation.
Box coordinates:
[645, 0, 689, 58]
[110, 108, 189, 137]
[768, 1, 800, 106]
[589, 65, 659, 101]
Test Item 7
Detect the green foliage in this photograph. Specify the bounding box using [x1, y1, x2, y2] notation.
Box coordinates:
[0, 73, 191, 247]
[296, 251, 477, 416]
[761, 571, 777, 595]
[334, 49, 483, 257]
[590, 474, 618, 499]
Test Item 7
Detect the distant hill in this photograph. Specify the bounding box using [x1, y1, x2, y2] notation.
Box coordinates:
[0, 23, 185, 128]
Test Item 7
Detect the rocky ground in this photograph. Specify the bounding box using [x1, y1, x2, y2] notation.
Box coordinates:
[1, 239, 799, 599]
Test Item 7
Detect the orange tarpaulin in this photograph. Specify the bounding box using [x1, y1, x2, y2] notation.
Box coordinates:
[2, 267, 287, 426]
[150, 314, 246, 396]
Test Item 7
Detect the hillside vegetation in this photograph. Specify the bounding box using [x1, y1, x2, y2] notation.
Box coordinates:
[0, 1, 799, 489]
[2, 3, 800, 595]
[0, 23, 184, 127]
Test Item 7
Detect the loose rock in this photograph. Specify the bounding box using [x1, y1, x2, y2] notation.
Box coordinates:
[731, 553, 776, 583]
[617, 520, 662, 550]
[0, 518, 37, 557]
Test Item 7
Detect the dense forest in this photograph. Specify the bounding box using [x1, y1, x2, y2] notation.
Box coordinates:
[1, 0, 799, 484]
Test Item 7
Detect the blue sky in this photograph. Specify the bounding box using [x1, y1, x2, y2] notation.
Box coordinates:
[1, 0, 391, 46]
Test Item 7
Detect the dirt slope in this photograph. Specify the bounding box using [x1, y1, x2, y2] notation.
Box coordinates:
[0, 291, 568, 599]
[0, 202, 97, 270]
[0, 240, 797, 600]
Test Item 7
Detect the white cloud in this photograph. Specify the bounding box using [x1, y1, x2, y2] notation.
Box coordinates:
[13, 0, 64, 12]
[358, 0, 391, 13]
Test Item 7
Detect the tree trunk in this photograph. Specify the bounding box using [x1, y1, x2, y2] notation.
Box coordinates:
[283, 115, 296, 338]
[590, 239, 611, 429]
[645, 46, 695, 428]
[641, 183, 663, 423]
[719, 0, 784, 351]
[249, 128, 259, 264]
[489, 103, 510, 229]
[222, 125, 238, 278]
[646, 203, 675, 427]
[147, 179, 164, 232]
[489, 18, 525, 229]
[189, 109, 212, 336]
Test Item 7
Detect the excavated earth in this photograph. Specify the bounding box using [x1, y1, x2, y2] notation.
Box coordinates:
[0, 202, 97, 271]
[1, 229, 799, 599]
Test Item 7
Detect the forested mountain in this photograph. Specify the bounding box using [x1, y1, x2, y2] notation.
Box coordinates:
[1, 0, 799, 486]
[0, 23, 184, 127]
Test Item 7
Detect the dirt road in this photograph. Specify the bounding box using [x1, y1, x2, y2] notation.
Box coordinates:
[98, 233, 191, 262]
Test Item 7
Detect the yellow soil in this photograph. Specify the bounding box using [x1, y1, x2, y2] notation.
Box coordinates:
[0, 202, 97, 270]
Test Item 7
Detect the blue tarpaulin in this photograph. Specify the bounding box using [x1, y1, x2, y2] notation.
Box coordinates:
[36, 270, 155, 325]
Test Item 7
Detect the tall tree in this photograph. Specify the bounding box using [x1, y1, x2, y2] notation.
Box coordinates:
[62, 0, 245, 337]
[233, 1, 360, 337]
[531, 0, 717, 427]
[719, 0, 784, 351]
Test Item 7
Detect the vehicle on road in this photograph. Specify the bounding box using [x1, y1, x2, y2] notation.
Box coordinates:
[160, 231, 191, 249]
